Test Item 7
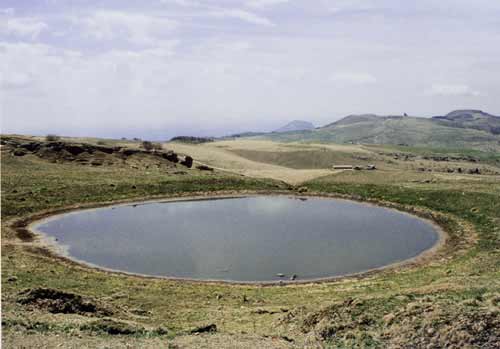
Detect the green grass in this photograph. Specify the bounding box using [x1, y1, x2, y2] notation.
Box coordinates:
[2, 141, 500, 347]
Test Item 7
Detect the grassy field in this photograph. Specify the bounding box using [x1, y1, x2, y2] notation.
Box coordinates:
[1, 136, 499, 348]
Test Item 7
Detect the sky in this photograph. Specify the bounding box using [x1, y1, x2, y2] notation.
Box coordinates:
[1, 0, 499, 139]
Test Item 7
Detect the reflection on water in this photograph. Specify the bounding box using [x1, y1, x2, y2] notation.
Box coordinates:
[36, 196, 439, 282]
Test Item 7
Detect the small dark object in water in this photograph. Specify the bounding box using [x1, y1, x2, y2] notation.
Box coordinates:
[290, 274, 297, 281]
[276, 273, 285, 278]
[190, 324, 217, 334]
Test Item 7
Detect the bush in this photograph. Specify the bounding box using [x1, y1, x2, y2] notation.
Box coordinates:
[45, 134, 60, 141]
[141, 141, 162, 151]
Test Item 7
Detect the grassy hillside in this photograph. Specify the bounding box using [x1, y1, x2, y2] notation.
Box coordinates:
[432, 110, 500, 135]
[260, 114, 500, 152]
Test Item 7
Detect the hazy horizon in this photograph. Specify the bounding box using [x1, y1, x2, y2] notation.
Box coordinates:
[1, 1, 500, 140]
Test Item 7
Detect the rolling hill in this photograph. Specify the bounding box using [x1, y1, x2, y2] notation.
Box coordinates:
[273, 120, 315, 133]
[259, 110, 500, 151]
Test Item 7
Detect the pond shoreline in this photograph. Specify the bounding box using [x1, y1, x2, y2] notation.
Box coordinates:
[9, 190, 451, 286]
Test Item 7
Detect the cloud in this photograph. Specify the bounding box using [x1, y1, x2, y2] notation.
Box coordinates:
[0, 17, 48, 39]
[246, 0, 290, 9]
[428, 84, 480, 97]
[329, 72, 377, 85]
[0, 72, 35, 90]
[208, 9, 274, 26]
[0, 8, 15, 15]
[159, 0, 201, 6]
[73, 11, 178, 45]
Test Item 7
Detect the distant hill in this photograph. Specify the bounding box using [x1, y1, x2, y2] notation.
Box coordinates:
[274, 120, 315, 133]
[258, 110, 500, 151]
[432, 110, 500, 135]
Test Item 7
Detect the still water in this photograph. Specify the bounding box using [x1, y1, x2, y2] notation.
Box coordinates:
[35, 196, 440, 282]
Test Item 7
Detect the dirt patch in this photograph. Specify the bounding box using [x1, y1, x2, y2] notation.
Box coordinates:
[80, 318, 145, 335]
[17, 288, 113, 316]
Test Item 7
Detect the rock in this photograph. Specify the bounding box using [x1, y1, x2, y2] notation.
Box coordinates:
[64, 145, 87, 156]
[13, 149, 27, 156]
[276, 273, 285, 278]
[366, 164, 376, 170]
[155, 326, 168, 335]
[190, 324, 217, 334]
[163, 151, 179, 163]
[196, 165, 214, 171]
[290, 274, 297, 280]
[19, 142, 41, 152]
[7, 276, 18, 283]
[181, 155, 193, 168]
[121, 148, 141, 156]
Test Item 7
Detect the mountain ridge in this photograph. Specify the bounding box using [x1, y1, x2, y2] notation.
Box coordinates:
[255, 110, 500, 151]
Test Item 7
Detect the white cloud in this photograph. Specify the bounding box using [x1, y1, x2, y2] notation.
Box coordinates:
[208, 9, 274, 26]
[329, 72, 377, 85]
[246, 0, 289, 9]
[159, 0, 201, 6]
[0, 17, 48, 39]
[0, 72, 35, 89]
[0, 8, 15, 15]
[428, 84, 480, 97]
[73, 11, 178, 45]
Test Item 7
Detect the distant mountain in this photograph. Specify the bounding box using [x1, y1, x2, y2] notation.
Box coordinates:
[259, 111, 500, 151]
[274, 120, 315, 133]
[432, 110, 500, 135]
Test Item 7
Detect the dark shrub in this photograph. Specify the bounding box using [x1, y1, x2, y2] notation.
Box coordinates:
[45, 134, 60, 141]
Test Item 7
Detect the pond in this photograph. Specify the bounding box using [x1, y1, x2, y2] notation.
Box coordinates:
[34, 196, 441, 282]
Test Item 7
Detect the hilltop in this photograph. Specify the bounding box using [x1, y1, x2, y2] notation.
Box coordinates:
[259, 110, 500, 151]
[273, 120, 315, 133]
[432, 109, 500, 135]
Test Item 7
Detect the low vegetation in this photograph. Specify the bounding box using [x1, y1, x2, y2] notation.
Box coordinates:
[1, 135, 499, 348]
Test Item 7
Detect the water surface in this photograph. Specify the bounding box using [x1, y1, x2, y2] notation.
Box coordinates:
[35, 196, 440, 282]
